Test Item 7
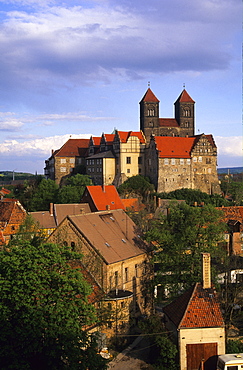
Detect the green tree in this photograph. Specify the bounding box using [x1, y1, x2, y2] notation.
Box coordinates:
[9, 214, 46, 247]
[118, 175, 154, 203]
[58, 174, 93, 204]
[158, 188, 229, 207]
[0, 242, 108, 370]
[29, 178, 58, 211]
[145, 203, 227, 298]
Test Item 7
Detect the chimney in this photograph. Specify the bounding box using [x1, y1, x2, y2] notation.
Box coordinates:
[50, 203, 54, 216]
[202, 253, 211, 289]
[106, 204, 110, 211]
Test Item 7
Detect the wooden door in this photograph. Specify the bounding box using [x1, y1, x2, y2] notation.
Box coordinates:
[186, 343, 217, 370]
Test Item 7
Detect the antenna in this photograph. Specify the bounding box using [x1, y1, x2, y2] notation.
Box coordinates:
[183, 83, 186, 89]
[148, 81, 150, 87]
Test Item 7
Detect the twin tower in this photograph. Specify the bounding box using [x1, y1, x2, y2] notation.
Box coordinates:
[140, 88, 195, 142]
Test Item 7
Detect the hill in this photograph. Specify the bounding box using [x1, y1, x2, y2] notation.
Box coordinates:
[217, 167, 243, 174]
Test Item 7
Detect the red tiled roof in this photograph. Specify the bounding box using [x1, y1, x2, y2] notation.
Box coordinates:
[91, 136, 101, 146]
[159, 118, 179, 127]
[103, 134, 115, 144]
[117, 131, 146, 144]
[0, 188, 11, 196]
[175, 89, 195, 103]
[140, 88, 160, 103]
[85, 185, 125, 211]
[122, 198, 143, 212]
[154, 136, 195, 158]
[55, 139, 90, 157]
[164, 283, 224, 329]
[217, 206, 243, 224]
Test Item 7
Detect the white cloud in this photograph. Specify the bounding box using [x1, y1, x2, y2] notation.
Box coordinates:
[0, 133, 92, 156]
[215, 136, 243, 157]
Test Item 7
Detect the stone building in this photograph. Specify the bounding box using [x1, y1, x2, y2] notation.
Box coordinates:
[44, 138, 90, 184]
[140, 88, 195, 142]
[44, 88, 220, 195]
[48, 209, 152, 336]
[145, 134, 220, 194]
[163, 254, 225, 370]
[0, 198, 26, 246]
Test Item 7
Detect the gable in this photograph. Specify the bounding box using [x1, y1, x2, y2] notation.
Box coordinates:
[164, 283, 224, 329]
[82, 185, 125, 211]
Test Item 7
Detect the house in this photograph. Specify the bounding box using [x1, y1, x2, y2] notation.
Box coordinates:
[48, 209, 152, 336]
[0, 188, 11, 200]
[163, 253, 225, 370]
[0, 198, 26, 246]
[145, 134, 220, 194]
[30, 202, 91, 236]
[80, 185, 125, 212]
[217, 206, 243, 255]
[44, 138, 90, 184]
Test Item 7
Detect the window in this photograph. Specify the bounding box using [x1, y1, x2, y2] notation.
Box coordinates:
[115, 271, 118, 287]
[138, 156, 142, 165]
[126, 157, 131, 164]
[127, 169, 130, 173]
[60, 158, 66, 164]
[208, 168, 212, 174]
[171, 158, 175, 165]
[187, 159, 191, 165]
[60, 167, 66, 172]
[180, 158, 184, 165]
[70, 158, 75, 164]
[193, 157, 197, 162]
[198, 156, 202, 162]
[135, 264, 138, 278]
[71, 241, 75, 250]
[164, 158, 169, 165]
[125, 267, 128, 283]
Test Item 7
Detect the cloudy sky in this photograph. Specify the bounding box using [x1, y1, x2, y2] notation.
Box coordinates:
[0, 0, 241, 174]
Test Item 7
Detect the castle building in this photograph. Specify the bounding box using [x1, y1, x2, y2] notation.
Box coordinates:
[140, 88, 195, 142]
[44, 88, 220, 195]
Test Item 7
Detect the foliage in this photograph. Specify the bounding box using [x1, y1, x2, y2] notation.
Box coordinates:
[29, 178, 59, 211]
[57, 174, 93, 204]
[117, 175, 154, 201]
[158, 188, 229, 207]
[221, 179, 243, 205]
[226, 339, 243, 353]
[0, 241, 108, 369]
[145, 203, 228, 298]
[138, 315, 178, 369]
[8, 214, 46, 247]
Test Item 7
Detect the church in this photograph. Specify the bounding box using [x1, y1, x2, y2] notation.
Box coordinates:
[44, 87, 221, 195]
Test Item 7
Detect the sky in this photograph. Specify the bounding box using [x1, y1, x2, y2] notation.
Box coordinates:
[0, 0, 242, 174]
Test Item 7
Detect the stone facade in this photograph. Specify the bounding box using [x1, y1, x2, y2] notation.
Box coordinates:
[140, 88, 195, 142]
[145, 134, 220, 194]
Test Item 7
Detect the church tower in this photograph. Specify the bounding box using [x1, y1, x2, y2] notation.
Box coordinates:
[174, 89, 195, 137]
[140, 88, 160, 142]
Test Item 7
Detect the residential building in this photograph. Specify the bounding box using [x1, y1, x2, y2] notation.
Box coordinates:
[30, 202, 91, 237]
[0, 198, 26, 246]
[145, 134, 220, 194]
[48, 209, 152, 336]
[80, 185, 125, 212]
[163, 253, 225, 370]
[217, 206, 243, 255]
[44, 138, 90, 184]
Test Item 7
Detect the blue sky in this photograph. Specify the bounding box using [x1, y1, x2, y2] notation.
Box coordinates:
[0, 0, 241, 174]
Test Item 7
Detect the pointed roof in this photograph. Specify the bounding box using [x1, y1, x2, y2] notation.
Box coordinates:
[116, 131, 146, 144]
[163, 283, 224, 329]
[81, 185, 125, 211]
[140, 88, 160, 103]
[175, 89, 195, 103]
[66, 209, 145, 264]
[55, 138, 90, 157]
